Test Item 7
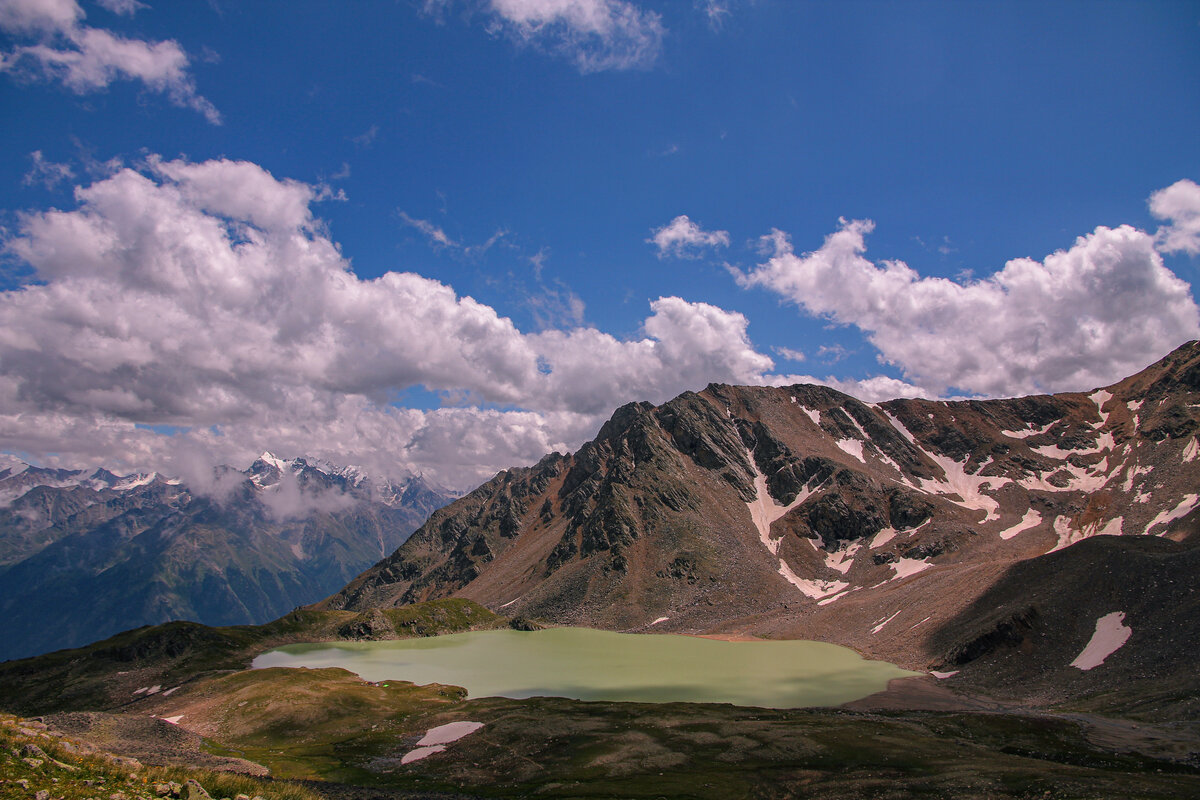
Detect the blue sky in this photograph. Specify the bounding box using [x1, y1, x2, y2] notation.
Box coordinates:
[2, 0, 1199, 487]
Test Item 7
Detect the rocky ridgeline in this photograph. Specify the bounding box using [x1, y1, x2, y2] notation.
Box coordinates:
[321, 342, 1200, 702]
[0, 715, 313, 800]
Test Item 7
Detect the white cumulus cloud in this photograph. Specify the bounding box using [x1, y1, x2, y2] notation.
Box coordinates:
[739, 208, 1200, 397]
[1151, 178, 1200, 255]
[0, 0, 219, 123]
[0, 155, 791, 487]
[649, 214, 731, 259]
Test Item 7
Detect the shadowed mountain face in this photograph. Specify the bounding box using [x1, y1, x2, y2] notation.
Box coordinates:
[0, 456, 455, 661]
[322, 342, 1200, 705]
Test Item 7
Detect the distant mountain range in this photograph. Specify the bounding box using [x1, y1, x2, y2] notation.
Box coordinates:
[0, 454, 456, 661]
[323, 341, 1200, 713]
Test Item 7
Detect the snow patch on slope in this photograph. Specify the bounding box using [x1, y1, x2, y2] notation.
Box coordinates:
[890, 558, 932, 580]
[745, 448, 850, 600]
[1070, 612, 1131, 670]
[998, 509, 1041, 540]
[881, 411, 1007, 521]
[1145, 494, 1200, 535]
[824, 542, 861, 574]
[1001, 421, 1055, 439]
[1049, 515, 1084, 552]
[744, 448, 816, 556]
[870, 609, 902, 634]
[1089, 389, 1114, 426]
[778, 560, 848, 600]
[870, 528, 897, 549]
[835, 439, 865, 463]
[402, 721, 485, 765]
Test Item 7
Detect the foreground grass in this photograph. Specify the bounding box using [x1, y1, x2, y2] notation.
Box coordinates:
[133, 667, 1200, 800]
[0, 714, 319, 800]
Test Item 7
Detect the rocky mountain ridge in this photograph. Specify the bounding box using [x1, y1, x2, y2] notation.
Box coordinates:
[321, 341, 1200, 709]
[0, 454, 456, 661]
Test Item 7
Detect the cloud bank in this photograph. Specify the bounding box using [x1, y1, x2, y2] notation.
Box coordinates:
[0, 156, 782, 486]
[739, 216, 1200, 397]
[3, 155, 1196, 488]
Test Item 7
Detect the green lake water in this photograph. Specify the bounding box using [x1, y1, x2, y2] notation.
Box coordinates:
[251, 628, 920, 708]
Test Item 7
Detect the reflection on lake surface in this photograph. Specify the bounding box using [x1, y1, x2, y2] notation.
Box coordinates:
[251, 628, 920, 708]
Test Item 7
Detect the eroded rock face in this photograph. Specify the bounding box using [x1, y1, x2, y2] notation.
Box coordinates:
[320, 342, 1200, 688]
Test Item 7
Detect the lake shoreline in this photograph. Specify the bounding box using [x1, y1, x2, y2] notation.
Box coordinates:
[254, 627, 917, 709]
[841, 675, 1012, 713]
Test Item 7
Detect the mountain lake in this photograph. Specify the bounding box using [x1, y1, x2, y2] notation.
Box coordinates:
[251, 628, 921, 708]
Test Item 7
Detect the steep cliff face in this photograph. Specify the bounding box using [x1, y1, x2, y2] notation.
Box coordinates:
[321, 342, 1200, 696]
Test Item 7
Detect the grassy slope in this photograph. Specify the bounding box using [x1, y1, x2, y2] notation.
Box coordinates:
[0, 598, 504, 715]
[132, 666, 1200, 800]
[0, 713, 321, 800]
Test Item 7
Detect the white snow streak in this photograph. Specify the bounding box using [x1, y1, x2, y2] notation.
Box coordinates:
[744, 448, 816, 556]
[998, 509, 1042, 540]
[1145, 494, 1200, 535]
[778, 560, 848, 600]
[881, 411, 1006, 521]
[1070, 612, 1132, 670]
[744, 448, 848, 600]
[650, 616, 669, 625]
[870, 609, 902, 634]
[1001, 421, 1055, 439]
[1032, 443, 1074, 460]
[801, 406, 821, 426]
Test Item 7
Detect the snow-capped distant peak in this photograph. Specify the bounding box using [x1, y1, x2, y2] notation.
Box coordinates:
[0, 455, 29, 479]
[334, 464, 370, 486]
[257, 451, 292, 472]
[113, 472, 157, 491]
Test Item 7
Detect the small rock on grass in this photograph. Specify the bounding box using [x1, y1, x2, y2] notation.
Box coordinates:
[183, 779, 211, 800]
[21, 744, 49, 760]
